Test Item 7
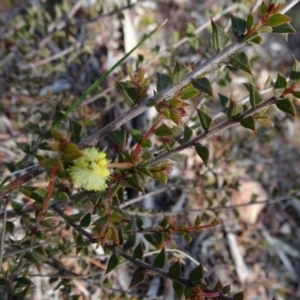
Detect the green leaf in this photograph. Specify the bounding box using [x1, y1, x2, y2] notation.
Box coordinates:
[227, 99, 243, 118]
[229, 52, 252, 75]
[51, 128, 64, 141]
[181, 86, 199, 100]
[231, 15, 247, 38]
[233, 291, 245, 300]
[197, 109, 212, 131]
[276, 99, 297, 117]
[240, 116, 256, 131]
[251, 35, 263, 44]
[211, 19, 230, 52]
[109, 130, 127, 150]
[80, 213, 91, 227]
[246, 15, 253, 30]
[153, 247, 166, 268]
[274, 74, 287, 89]
[274, 74, 287, 97]
[219, 93, 230, 108]
[188, 36, 199, 50]
[122, 234, 136, 250]
[214, 279, 223, 291]
[293, 91, 300, 99]
[222, 284, 231, 294]
[272, 23, 296, 34]
[11, 201, 23, 212]
[105, 253, 119, 275]
[249, 84, 262, 107]
[183, 125, 193, 142]
[189, 263, 204, 281]
[6, 221, 15, 235]
[136, 215, 143, 229]
[129, 129, 142, 143]
[260, 2, 268, 16]
[63, 143, 83, 162]
[172, 61, 191, 83]
[290, 56, 300, 82]
[265, 14, 291, 27]
[19, 186, 47, 202]
[141, 139, 152, 148]
[157, 73, 172, 91]
[116, 81, 136, 107]
[133, 242, 144, 260]
[69, 119, 84, 143]
[60, 20, 165, 125]
[16, 143, 30, 154]
[241, 31, 259, 43]
[154, 124, 174, 136]
[192, 77, 213, 96]
[169, 260, 181, 277]
[258, 25, 273, 33]
[173, 281, 184, 299]
[16, 277, 32, 286]
[53, 192, 70, 203]
[128, 268, 147, 289]
[194, 215, 201, 226]
[195, 145, 209, 167]
[105, 226, 119, 244]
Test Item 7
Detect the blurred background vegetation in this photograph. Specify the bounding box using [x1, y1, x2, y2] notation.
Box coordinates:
[1, 0, 300, 299]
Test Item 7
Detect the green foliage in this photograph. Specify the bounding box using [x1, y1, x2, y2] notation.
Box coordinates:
[1, 1, 299, 299]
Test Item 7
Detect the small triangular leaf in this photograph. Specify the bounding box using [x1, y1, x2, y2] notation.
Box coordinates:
[231, 15, 247, 38]
[129, 129, 142, 143]
[233, 291, 245, 300]
[192, 77, 213, 96]
[172, 61, 191, 83]
[290, 56, 300, 82]
[109, 130, 127, 150]
[173, 281, 184, 299]
[133, 241, 144, 260]
[211, 19, 230, 52]
[197, 109, 212, 131]
[240, 116, 256, 131]
[128, 268, 147, 289]
[153, 247, 166, 268]
[169, 260, 181, 277]
[265, 14, 291, 27]
[249, 84, 262, 107]
[157, 73, 172, 91]
[276, 99, 297, 116]
[154, 124, 174, 137]
[105, 254, 119, 275]
[195, 144, 209, 167]
[189, 263, 204, 281]
[116, 81, 136, 107]
[122, 234, 136, 250]
[69, 119, 84, 143]
[227, 99, 243, 118]
[80, 213, 91, 227]
[229, 52, 252, 75]
[183, 125, 193, 142]
[272, 23, 296, 34]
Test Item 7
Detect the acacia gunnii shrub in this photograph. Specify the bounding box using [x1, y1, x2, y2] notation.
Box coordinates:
[0, 1, 300, 299]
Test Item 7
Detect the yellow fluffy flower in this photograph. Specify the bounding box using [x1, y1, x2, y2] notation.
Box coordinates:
[69, 147, 110, 191]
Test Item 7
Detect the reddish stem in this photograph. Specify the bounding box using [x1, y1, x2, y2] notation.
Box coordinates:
[38, 164, 58, 220]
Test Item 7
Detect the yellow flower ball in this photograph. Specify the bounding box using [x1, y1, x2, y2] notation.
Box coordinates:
[69, 147, 110, 191]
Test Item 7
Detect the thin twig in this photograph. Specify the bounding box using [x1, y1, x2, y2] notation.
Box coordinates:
[79, 40, 243, 148]
[124, 194, 294, 217]
[52, 203, 234, 299]
[0, 196, 10, 270]
[148, 96, 278, 166]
